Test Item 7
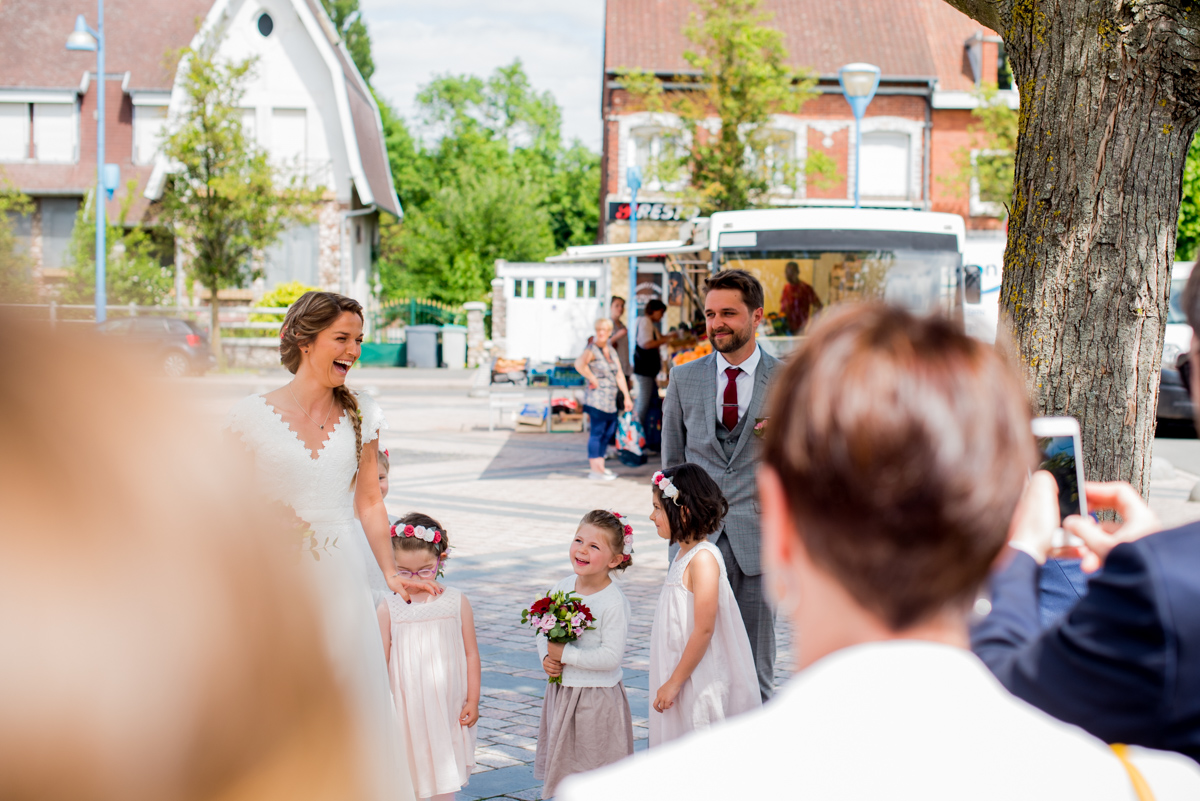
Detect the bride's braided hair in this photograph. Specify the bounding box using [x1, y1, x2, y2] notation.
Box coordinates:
[280, 292, 365, 471]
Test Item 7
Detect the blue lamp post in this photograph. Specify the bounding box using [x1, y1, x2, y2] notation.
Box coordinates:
[625, 166, 642, 372]
[838, 62, 881, 209]
[66, 5, 111, 323]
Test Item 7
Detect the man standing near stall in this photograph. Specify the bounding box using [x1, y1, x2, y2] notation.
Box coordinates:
[661, 269, 780, 700]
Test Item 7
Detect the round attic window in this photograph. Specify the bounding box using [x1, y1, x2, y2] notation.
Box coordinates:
[257, 12, 273, 37]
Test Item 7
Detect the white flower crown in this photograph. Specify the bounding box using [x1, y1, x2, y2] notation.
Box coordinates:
[652, 471, 681, 505]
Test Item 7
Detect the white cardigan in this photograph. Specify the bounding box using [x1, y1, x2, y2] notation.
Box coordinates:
[536, 576, 630, 688]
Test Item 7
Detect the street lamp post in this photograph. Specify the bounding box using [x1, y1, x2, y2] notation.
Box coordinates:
[838, 63, 881, 209]
[66, 4, 108, 323]
[626, 166, 642, 373]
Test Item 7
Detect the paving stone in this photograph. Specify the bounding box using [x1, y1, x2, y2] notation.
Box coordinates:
[474, 751, 526, 769]
[458, 763, 539, 800]
[507, 713, 543, 727]
[483, 698, 531, 712]
[489, 732, 538, 749]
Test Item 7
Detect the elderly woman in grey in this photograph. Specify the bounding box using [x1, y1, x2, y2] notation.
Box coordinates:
[575, 317, 633, 481]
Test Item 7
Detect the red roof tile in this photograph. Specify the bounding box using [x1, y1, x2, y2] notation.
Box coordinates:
[605, 0, 996, 86]
[0, 0, 213, 90]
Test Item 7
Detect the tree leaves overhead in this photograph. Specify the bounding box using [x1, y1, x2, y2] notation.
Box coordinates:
[377, 60, 600, 305]
[320, 0, 375, 82]
[1176, 134, 1200, 263]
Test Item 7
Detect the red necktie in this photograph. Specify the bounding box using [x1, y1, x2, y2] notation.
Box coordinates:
[722, 366, 741, 431]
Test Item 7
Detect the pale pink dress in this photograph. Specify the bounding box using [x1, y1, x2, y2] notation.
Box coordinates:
[385, 587, 476, 799]
[649, 540, 761, 746]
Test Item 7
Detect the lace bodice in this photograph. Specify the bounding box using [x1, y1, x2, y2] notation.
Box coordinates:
[386, 586, 462, 625]
[226, 391, 387, 528]
[666, 541, 727, 587]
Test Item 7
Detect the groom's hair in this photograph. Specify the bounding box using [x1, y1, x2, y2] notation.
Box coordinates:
[704, 269, 764, 312]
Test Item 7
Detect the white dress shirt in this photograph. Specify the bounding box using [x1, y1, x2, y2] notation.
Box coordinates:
[715, 345, 761, 425]
[558, 641, 1200, 801]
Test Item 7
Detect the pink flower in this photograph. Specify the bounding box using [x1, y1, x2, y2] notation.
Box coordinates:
[404, 525, 415, 535]
[433, 532, 442, 543]
[624, 525, 633, 536]
[389, 524, 399, 537]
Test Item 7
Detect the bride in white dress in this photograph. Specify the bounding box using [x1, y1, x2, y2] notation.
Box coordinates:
[226, 292, 434, 801]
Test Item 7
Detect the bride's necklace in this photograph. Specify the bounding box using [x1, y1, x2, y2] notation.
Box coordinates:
[288, 385, 334, 430]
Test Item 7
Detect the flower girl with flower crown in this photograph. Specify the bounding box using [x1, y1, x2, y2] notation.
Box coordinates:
[377, 512, 481, 801]
[648, 465, 760, 746]
[534, 510, 635, 799]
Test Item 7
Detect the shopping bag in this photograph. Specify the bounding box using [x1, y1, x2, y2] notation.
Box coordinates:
[616, 411, 645, 455]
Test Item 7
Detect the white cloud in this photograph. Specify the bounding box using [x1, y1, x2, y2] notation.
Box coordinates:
[359, 0, 605, 150]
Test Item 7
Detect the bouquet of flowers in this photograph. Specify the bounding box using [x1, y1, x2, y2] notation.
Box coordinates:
[521, 590, 596, 684]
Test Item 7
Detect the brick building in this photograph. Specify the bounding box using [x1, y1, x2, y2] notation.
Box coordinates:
[0, 0, 399, 307]
[599, 0, 1016, 251]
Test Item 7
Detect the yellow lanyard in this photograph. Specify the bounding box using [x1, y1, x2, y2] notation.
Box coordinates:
[1111, 744, 1156, 801]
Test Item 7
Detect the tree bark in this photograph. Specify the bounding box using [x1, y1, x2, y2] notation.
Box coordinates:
[942, 0, 1200, 493]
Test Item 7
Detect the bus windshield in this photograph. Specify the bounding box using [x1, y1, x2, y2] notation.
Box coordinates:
[718, 246, 961, 337]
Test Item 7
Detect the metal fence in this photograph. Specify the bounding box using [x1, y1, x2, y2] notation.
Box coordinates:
[1, 299, 476, 342]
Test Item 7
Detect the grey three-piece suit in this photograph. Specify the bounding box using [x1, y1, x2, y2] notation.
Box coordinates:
[661, 349, 780, 700]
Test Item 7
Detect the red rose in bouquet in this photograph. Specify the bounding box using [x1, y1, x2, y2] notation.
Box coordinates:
[521, 590, 596, 684]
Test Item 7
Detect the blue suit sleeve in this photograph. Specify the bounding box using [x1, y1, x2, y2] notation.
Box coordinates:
[972, 543, 1168, 747]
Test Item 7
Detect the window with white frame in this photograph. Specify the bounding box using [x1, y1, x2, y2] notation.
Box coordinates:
[271, 108, 306, 170]
[0, 103, 30, 160]
[240, 108, 257, 143]
[859, 131, 910, 199]
[133, 105, 167, 165]
[969, 149, 1012, 217]
[630, 126, 679, 190]
[32, 104, 76, 162]
[751, 128, 797, 192]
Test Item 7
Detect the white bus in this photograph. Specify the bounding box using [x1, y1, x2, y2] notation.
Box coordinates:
[708, 207, 979, 354]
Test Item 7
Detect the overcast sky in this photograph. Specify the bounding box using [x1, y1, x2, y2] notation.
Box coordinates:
[359, 0, 606, 151]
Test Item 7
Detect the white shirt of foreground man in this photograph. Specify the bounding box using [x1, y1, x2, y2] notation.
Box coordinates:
[558, 640, 1200, 800]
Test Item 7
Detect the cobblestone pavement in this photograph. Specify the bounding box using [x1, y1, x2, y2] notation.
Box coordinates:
[192, 367, 1200, 801]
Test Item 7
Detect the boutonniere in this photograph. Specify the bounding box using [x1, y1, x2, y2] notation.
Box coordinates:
[753, 417, 768, 439]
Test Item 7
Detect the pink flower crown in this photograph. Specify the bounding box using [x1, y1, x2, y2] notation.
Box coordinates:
[611, 510, 634, 563]
[390, 523, 443, 545]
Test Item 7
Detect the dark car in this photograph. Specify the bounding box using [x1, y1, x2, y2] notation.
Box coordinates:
[96, 317, 216, 377]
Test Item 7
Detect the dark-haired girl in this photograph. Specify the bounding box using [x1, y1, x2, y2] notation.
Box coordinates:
[647, 464, 760, 746]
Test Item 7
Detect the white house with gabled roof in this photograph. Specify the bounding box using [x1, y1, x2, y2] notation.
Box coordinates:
[0, 0, 400, 309]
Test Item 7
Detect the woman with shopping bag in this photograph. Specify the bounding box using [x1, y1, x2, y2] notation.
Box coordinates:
[575, 318, 634, 481]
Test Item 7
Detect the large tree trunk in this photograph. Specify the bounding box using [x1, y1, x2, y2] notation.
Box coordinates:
[945, 0, 1200, 493]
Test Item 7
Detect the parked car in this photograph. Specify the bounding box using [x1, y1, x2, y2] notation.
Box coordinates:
[96, 317, 216, 377]
[1158, 262, 1196, 434]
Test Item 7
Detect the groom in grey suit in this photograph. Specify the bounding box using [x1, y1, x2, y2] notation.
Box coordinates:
[662, 269, 780, 700]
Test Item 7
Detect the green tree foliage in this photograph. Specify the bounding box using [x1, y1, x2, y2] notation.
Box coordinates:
[59, 183, 175, 307]
[159, 41, 321, 363]
[944, 84, 1017, 218]
[1176, 134, 1200, 263]
[376, 61, 600, 305]
[0, 177, 34, 302]
[616, 0, 829, 213]
[320, 0, 374, 82]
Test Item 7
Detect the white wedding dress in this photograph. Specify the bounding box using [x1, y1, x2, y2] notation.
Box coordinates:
[227, 392, 414, 801]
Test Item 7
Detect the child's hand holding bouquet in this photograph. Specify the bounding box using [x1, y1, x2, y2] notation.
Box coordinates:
[521, 590, 596, 684]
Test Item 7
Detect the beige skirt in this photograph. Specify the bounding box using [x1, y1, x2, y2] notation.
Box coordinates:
[534, 682, 634, 798]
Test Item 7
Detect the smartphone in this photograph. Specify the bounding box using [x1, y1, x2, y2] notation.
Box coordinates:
[1032, 417, 1087, 546]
